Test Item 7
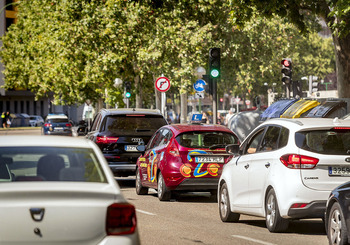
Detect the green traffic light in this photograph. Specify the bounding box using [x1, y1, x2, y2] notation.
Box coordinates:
[210, 69, 220, 78]
[125, 92, 131, 98]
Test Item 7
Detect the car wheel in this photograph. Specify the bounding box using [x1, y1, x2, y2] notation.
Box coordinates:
[327, 202, 348, 245]
[265, 189, 289, 232]
[157, 172, 171, 201]
[219, 183, 240, 222]
[135, 168, 148, 195]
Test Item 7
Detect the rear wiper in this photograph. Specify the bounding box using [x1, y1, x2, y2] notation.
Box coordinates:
[136, 128, 151, 132]
[209, 144, 226, 149]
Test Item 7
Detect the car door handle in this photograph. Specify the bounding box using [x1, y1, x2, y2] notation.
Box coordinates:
[265, 162, 271, 168]
[244, 164, 249, 169]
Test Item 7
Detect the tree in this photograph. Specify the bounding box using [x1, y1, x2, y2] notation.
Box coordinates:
[228, 0, 350, 98]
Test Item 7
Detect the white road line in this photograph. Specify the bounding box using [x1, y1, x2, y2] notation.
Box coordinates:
[136, 209, 156, 216]
[232, 235, 276, 245]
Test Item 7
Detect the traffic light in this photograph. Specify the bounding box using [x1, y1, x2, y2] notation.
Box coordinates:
[125, 82, 131, 98]
[281, 58, 292, 84]
[209, 48, 220, 78]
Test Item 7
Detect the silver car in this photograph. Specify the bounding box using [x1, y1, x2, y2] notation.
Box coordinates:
[0, 136, 140, 244]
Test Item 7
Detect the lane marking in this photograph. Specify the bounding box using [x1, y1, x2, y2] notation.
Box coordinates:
[232, 235, 276, 245]
[136, 209, 156, 216]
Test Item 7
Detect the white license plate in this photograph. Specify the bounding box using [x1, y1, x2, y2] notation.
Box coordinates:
[54, 127, 63, 130]
[195, 156, 224, 163]
[125, 145, 138, 152]
[329, 166, 350, 176]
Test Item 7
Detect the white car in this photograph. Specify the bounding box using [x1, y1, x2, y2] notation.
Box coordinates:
[218, 117, 350, 232]
[29, 115, 44, 127]
[0, 136, 140, 244]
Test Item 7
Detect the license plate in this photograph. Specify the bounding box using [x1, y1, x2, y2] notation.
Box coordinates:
[125, 145, 138, 152]
[195, 156, 224, 163]
[54, 127, 63, 130]
[329, 166, 350, 176]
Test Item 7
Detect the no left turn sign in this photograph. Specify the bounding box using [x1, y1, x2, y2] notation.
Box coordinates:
[155, 77, 171, 92]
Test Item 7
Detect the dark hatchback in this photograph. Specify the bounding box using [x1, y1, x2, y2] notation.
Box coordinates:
[42, 114, 73, 136]
[325, 181, 350, 245]
[86, 108, 168, 177]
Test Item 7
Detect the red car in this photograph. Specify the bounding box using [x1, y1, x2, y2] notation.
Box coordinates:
[135, 123, 239, 201]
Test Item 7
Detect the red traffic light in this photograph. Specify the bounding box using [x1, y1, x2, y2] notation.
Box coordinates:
[281, 59, 291, 67]
[220, 98, 223, 102]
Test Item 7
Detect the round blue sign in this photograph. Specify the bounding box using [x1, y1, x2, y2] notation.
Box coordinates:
[193, 79, 206, 92]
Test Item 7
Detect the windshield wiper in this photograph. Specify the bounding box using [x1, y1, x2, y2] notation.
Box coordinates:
[209, 144, 226, 150]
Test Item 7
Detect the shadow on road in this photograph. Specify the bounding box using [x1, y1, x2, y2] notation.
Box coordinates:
[116, 177, 136, 188]
[239, 219, 326, 236]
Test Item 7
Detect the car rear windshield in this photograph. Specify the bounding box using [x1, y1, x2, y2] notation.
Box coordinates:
[102, 115, 167, 135]
[295, 128, 350, 155]
[0, 147, 107, 182]
[48, 119, 69, 123]
[176, 131, 238, 148]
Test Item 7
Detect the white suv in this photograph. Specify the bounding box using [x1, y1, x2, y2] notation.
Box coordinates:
[218, 117, 350, 232]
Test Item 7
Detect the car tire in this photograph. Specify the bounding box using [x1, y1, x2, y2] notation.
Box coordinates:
[265, 189, 289, 232]
[157, 172, 171, 201]
[135, 168, 148, 195]
[327, 202, 348, 245]
[219, 183, 240, 222]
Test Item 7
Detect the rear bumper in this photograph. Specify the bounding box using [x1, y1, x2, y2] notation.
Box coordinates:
[287, 200, 327, 219]
[108, 163, 136, 177]
[172, 178, 219, 191]
[43, 131, 72, 136]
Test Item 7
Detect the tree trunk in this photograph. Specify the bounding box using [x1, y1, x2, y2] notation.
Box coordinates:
[180, 92, 188, 123]
[332, 34, 350, 98]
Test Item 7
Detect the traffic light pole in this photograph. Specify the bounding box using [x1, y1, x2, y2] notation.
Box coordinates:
[213, 78, 217, 124]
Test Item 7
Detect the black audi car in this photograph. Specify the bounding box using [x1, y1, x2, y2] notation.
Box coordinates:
[86, 108, 168, 177]
[325, 181, 350, 245]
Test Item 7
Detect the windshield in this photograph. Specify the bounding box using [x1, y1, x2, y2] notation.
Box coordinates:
[0, 147, 107, 182]
[295, 128, 350, 155]
[176, 131, 238, 148]
[103, 115, 167, 135]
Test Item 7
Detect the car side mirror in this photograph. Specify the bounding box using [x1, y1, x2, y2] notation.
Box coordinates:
[137, 141, 146, 153]
[226, 144, 240, 155]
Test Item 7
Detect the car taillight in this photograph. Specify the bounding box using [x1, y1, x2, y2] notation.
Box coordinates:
[290, 203, 308, 208]
[106, 203, 136, 235]
[44, 123, 51, 127]
[280, 154, 319, 169]
[66, 123, 72, 127]
[167, 145, 180, 157]
[96, 136, 119, 144]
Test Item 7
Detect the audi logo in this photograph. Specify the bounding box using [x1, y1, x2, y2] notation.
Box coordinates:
[132, 138, 142, 143]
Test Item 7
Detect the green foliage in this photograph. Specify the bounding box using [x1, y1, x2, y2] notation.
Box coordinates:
[0, 0, 336, 106]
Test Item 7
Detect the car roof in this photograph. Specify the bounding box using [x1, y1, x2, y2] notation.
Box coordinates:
[0, 136, 94, 148]
[166, 123, 235, 136]
[260, 117, 350, 130]
[46, 114, 68, 119]
[101, 108, 163, 116]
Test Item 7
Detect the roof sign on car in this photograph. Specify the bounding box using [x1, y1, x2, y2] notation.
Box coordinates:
[191, 114, 202, 123]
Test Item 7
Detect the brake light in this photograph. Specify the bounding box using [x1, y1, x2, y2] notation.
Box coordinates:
[66, 123, 72, 127]
[106, 203, 136, 235]
[167, 145, 180, 157]
[332, 127, 350, 131]
[280, 154, 319, 169]
[96, 136, 119, 144]
[44, 123, 52, 127]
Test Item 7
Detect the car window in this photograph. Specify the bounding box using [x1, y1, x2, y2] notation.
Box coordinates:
[91, 113, 102, 131]
[278, 127, 289, 148]
[102, 115, 167, 136]
[259, 126, 281, 152]
[158, 129, 172, 147]
[147, 130, 162, 150]
[48, 119, 69, 123]
[295, 128, 350, 155]
[244, 128, 265, 154]
[0, 147, 107, 183]
[176, 131, 238, 148]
